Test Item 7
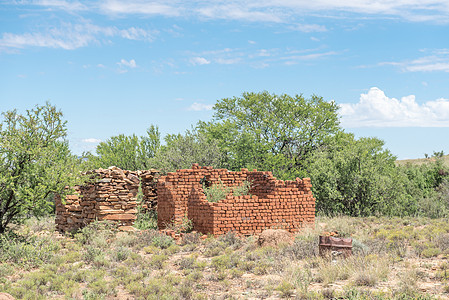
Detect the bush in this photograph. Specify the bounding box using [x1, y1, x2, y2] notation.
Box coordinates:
[74, 220, 117, 247]
[152, 234, 175, 249]
[0, 232, 60, 267]
[134, 209, 158, 230]
[203, 179, 230, 203]
[232, 180, 252, 197]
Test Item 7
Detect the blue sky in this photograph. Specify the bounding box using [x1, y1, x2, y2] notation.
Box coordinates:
[1, 1, 449, 159]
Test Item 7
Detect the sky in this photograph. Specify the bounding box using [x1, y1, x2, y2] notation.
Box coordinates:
[1, 1, 449, 160]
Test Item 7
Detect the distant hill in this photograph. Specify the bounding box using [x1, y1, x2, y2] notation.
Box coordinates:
[395, 154, 449, 167]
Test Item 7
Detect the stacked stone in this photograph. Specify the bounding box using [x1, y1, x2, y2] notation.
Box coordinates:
[85, 167, 140, 231]
[138, 170, 159, 212]
[56, 167, 141, 232]
[55, 187, 83, 232]
[158, 164, 316, 236]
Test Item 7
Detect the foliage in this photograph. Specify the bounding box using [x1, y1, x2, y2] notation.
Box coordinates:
[232, 180, 252, 197]
[203, 179, 251, 202]
[307, 132, 406, 216]
[133, 209, 158, 230]
[199, 91, 341, 179]
[2, 215, 449, 299]
[203, 179, 231, 203]
[0, 102, 89, 233]
[152, 128, 223, 173]
[89, 125, 160, 171]
[166, 213, 193, 233]
[0, 231, 60, 267]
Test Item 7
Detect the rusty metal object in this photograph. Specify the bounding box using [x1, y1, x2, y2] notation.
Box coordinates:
[319, 236, 352, 258]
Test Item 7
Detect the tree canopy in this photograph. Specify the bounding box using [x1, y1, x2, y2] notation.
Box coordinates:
[90, 125, 161, 171]
[0, 103, 89, 233]
[199, 91, 341, 179]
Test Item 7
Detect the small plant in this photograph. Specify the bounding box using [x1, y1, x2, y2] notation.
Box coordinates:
[177, 256, 195, 270]
[134, 209, 158, 230]
[203, 178, 230, 203]
[203, 179, 252, 202]
[113, 246, 130, 262]
[421, 247, 441, 258]
[353, 272, 378, 287]
[276, 280, 294, 298]
[232, 180, 252, 197]
[166, 213, 193, 234]
[152, 234, 175, 249]
[149, 254, 168, 269]
[0, 232, 60, 267]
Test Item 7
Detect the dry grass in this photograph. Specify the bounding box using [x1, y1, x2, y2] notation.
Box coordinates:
[395, 154, 449, 167]
[1, 216, 448, 299]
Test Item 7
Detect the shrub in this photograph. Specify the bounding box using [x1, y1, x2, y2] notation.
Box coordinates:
[276, 281, 294, 298]
[353, 272, 378, 287]
[152, 234, 175, 249]
[421, 247, 441, 258]
[232, 180, 252, 197]
[74, 220, 117, 248]
[282, 234, 318, 260]
[149, 254, 168, 269]
[134, 209, 158, 230]
[218, 230, 242, 249]
[177, 256, 196, 270]
[113, 246, 130, 262]
[0, 232, 60, 267]
[203, 179, 230, 203]
[179, 231, 201, 247]
[203, 179, 252, 202]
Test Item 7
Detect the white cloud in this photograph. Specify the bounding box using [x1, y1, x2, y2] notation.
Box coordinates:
[82, 138, 102, 143]
[291, 23, 327, 33]
[26, 0, 87, 11]
[119, 27, 158, 42]
[15, 0, 449, 23]
[381, 49, 449, 72]
[190, 57, 210, 65]
[118, 59, 137, 68]
[215, 57, 242, 64]
[187, 47, 337, 68]
[0, 22, 157, 51]
[187, 102, 213, 111]
[340, 87, 449, 127]
[282, 51, 338, 65]
[196, 4, 284, 22]
[99, 0, 181, 16]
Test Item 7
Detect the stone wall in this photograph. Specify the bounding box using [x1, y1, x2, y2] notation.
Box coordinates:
[55, 167, 159, 232]
[157, 164, 315, 235]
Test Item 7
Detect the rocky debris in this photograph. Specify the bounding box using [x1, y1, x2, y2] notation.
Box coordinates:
[257, 229, 293, 247]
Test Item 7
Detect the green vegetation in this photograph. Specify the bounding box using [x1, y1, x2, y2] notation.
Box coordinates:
[152, 128, 223, 173]
[88, 124, 161, 171]
[199, 91, 341, 179]
[71, 91, 448, 218]
[1, 96, 449, 298]
[202, 179, 252, 202]
[0, 102, 89, 233]
[1, 216, 448, 299]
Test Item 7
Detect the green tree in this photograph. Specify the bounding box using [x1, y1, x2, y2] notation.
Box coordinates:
[90, 125, 160, 171]
[153, 129, 223, 173]
[199, 91, 341, 179]
[0, 103, 88, 233]
[307, 132, 414, 216]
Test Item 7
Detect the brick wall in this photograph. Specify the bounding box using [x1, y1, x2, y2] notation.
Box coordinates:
[55, 167, 159, 232]
[158, 164, 315, 235]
